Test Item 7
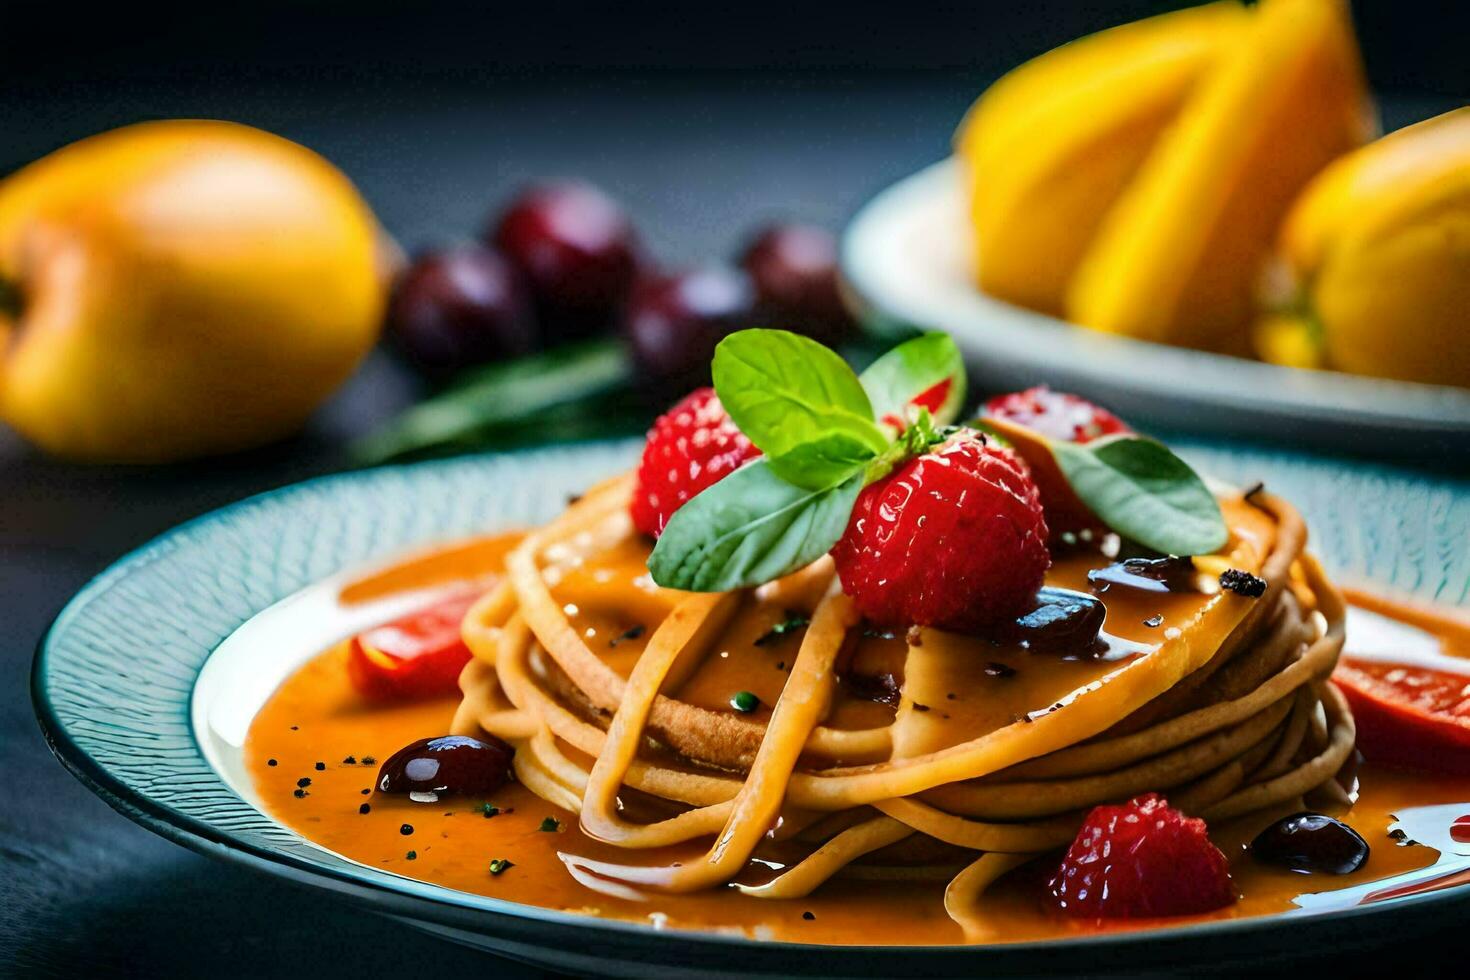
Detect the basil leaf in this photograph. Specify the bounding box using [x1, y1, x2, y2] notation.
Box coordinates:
[859, 332, 967, 433]
[713, 329, 887, 462]
[1051, 435, 1228, 556]
[767, 432, 878, 491]
[648, 458, 863, 592]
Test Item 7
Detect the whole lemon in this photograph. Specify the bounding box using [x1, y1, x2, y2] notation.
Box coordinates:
[0, 120, 390, 461]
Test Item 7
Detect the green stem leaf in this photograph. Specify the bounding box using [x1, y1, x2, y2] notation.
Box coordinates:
[350, 340, 633, 464]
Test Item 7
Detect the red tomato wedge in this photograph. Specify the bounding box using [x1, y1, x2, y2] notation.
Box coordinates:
[347, 590, 483, 702]
[1333, 657, 1470, 775]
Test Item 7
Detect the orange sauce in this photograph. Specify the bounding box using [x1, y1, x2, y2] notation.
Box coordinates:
[245, 532, 1470, 945]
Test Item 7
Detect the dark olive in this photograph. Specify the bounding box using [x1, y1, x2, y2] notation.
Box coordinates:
[1005, 587, 1105, 654]
[489, 181, 642, 341]
[376, 734, 513, 801]
[623, 266, 756, 387]
[386, 245, 536, 380]
[1251, 811, 1369, 875]
[1088, 556, 1196, 594]
[739, 224, 853, 346]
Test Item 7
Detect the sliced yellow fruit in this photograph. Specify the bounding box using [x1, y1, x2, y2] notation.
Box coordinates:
[1067, 0, 1375, 355]
[955, 1, 1247, 316]
[1263, 107, 1470, 387]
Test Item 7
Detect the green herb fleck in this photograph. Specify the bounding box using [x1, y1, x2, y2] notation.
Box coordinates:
[731, 691, 760, 713]
[539, 817, 561, 833]
[481, 803, 501, 819]
[405, 850, 417, 861]
[489, 858, 514, 876]
[754, 616, 810, 646]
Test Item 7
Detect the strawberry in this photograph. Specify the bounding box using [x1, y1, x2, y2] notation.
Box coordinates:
[984, 386, 1129, 444]
[830, 428, 1049, 630]
[1048, 793, 1236, 919]
[983, 387, 1130, 539]
[630, 387, 761, 538]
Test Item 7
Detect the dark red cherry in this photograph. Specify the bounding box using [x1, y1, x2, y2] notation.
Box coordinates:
[386, 245, 536, 380]
[1005, 587, 1105, 654]
[623, 266, 756, 387]
[1251, 812, 1369, 875]
[376, 735, 514, 800]
[739, 224, 853, 345]
[1088, 557, 1197, 595]
[489, 181, 642, 340]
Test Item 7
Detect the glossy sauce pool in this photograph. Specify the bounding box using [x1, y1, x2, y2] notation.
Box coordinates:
[245, 534, 1470, 945]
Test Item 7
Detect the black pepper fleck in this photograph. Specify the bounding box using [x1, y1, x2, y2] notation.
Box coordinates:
[293, 788, 307, 799]
[361, 756, 376, 765]
[802, 911, 815, 921]
[314, 762, 326, 771]
[911, 702, 931, 712]
[406, 850, 417, 861]
[361, 788, 371, 796]
[359, 803, 371, 815]
[482, 804, 501, 819]
[539, 817, 561, 832]
[267, 759, 278, 767]
[400, 824, 414, 836]
[289, 726, 298, 731]
[342, 756, 357, 765]
[297, 777, 312, 788]
[609, 624, 646, 648]
[1220, 569, 1267, 598]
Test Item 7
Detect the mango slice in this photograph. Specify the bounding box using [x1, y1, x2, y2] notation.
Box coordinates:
[955, 1, 1247, 316]
[1067, 0, 1374, 355]
[1260, 108, 1470, 387]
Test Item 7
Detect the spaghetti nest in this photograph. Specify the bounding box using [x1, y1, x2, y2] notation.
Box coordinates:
[452, 473, 1350, 930]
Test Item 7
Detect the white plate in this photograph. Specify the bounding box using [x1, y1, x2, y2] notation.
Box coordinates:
[840, 159, 1470, 458]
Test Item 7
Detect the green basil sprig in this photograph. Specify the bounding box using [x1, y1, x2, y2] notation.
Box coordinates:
[1050, 435, 1228, 556]
[651, 329, 965, 591]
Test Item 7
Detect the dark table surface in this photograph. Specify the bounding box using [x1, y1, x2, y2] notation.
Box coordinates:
[1, 71, 1463, 978]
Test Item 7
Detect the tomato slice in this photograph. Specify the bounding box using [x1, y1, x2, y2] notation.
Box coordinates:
[1333, 657, 1470, 775]
[347, 590, 483, 702]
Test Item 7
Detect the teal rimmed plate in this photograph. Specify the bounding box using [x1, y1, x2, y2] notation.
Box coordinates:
[32, 439, 1470, 977]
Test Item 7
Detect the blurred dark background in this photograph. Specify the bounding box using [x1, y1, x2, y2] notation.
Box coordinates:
[2, 2, 1466, 977]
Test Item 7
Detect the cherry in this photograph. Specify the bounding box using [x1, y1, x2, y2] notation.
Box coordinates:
[623, 266, 757, 387]
[386, 245, 536, 380]
[1088, 557, 1197, 594]
[740, 224, 854, 345]
[1004, 587, 1105, 654]
[1251, 812, 1369, 874]
[489, 181, 642, 340]
[376, 735, 514, 801]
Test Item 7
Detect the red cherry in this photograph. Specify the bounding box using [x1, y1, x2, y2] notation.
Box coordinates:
[623, 267, 757, 388]
[739, 224, 853, 345]
[386, 245, 536, 380]
[376, 735, 514, 800]
[489, 181, 642, 340]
